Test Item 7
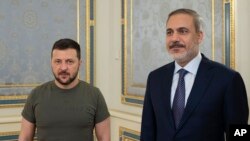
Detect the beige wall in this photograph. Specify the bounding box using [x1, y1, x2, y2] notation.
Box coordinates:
[235, 0, 250, 108]
[95, 0, 142, 140]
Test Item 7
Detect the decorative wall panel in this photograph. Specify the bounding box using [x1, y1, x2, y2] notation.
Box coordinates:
[121, 0, 235, 106]
[0, 0, 96, 108]
[224, 0, 235, 68]
[0, 131, 37, 141]
[119, 127, 140, 141]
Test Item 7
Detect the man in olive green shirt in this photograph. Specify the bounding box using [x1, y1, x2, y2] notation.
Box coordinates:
[19, 38, 110, 141]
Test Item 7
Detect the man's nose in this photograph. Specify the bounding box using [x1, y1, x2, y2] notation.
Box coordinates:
[170, 33, 180, 41]
[59, 62, 68, 70]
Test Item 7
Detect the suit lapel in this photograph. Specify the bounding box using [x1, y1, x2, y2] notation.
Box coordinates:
[161, 63, 176, 129]
[177, 55, 215, 131]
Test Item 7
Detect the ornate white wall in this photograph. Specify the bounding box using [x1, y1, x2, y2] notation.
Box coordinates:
[96, 0, 142, 140]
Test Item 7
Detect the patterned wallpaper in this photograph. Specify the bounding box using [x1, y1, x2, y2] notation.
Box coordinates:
[131, 0, 223, 88]
[122, 0, 225, 105]
[0, 0, 87, 96]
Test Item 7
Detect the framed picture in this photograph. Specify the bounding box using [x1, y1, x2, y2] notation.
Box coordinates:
[0, 0, 96, 108]
[121, 0, 235, 106]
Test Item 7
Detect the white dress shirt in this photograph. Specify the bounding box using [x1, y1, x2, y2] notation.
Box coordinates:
[171, 53, 202, 108]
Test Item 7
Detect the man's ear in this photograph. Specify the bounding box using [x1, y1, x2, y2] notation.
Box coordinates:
[197, 31, 204, 44]
[79, 59, 83, 66]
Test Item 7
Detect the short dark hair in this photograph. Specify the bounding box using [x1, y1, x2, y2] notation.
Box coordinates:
[51, 38, 81, 59]
[167, 8, 203, 33]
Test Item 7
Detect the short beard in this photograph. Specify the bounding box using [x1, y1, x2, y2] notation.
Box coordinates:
[54, 71, 78, 86]
[170, 51, 188, 62]
[170, 46, 199, 66]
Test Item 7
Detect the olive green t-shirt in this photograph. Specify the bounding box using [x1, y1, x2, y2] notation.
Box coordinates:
[22, 80, 110, 141]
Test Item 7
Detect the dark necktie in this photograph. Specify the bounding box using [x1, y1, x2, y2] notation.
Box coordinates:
[172, 69, 188, 128]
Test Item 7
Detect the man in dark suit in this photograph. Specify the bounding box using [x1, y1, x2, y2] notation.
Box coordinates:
[140, 8, 249, 141]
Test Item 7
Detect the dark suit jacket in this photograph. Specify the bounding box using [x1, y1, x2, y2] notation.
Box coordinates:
[140, 54, 249, 141]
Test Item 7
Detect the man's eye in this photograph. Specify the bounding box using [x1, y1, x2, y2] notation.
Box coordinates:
[166, 30, 173, 36]
[179, 29, 188, 34]
[55, 60, 61, 64]
[67, 60, 74, 65]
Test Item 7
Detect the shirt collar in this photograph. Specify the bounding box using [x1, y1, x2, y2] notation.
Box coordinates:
[174, 52, 202, 75]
